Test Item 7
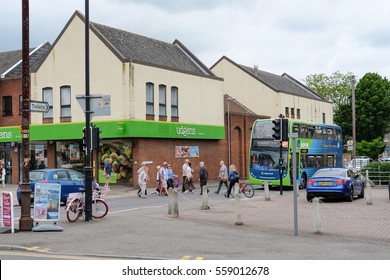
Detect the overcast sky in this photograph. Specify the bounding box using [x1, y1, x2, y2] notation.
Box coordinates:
[1, 0, 389, 81]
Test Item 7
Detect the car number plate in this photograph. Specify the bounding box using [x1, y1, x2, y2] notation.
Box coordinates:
[319, 182, 331, 186]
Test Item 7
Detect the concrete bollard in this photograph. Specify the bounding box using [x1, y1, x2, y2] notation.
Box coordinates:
[168, 188, 179, 218]
[365, 184, 373, 205]
[365, 170, 372, 205]
[201, 186, 210, 210]
[234, 183, 243, 226]
[312, 197, 321, 234]
[264, 181, 270, 201]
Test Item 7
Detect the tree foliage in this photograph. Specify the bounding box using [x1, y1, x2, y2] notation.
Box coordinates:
[355, 73, 390, 142]
[304, 71, 355, 110]
[305, 71, 390, 158]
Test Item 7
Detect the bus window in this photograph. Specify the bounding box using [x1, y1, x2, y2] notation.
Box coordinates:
[300, 125, 308, 138]
[307, 126, 315, 138]
[293, 124, 299, 134]
[326, 128, 334, 140]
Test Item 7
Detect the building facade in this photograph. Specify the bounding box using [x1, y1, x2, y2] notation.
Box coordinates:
[0, 12, 334, 187]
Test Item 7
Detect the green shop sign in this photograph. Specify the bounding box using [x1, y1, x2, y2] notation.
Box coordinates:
[0, 120, 225, 142]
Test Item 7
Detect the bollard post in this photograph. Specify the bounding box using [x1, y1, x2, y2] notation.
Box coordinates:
[365, 170, 372, 205]
[234, 183, 243, 226]
[168, 188, 179, 218]
[264, 181, 270, 201]
[168, 188, 173, 215]
[201, 186, 210, 210]
[312, 197, 321, 234]
[172, 188, 179, 218]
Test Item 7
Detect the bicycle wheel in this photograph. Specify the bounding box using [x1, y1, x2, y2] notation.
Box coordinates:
[66, 198, 82, 222]
[243, 184, 255, 198]
[92, 199, 108, 218]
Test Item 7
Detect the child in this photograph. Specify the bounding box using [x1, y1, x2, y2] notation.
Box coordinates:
[173, 175, 180, 189]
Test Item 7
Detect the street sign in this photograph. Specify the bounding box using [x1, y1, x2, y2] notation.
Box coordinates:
[30, 101, 49, 113]
[288, 132, 298, 138]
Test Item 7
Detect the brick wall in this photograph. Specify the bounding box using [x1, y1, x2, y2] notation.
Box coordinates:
[0, 78, 23, 127]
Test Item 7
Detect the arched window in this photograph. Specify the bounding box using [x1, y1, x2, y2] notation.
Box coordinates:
[171, 86, 178, 117]
[159, 84, 166, 116]
[146, 82, 154, 115]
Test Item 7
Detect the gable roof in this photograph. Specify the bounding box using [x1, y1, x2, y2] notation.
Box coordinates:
[47, 11, 217, 78]
[0, 42, 51, 78]
[212, 56, 329, 102]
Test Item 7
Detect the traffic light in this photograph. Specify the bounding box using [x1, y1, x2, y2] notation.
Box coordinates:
[281, 119, 289, 141]
[272, 118, 282, 141]
[82, 127, 87, 150]
[92, 126, 103, 150]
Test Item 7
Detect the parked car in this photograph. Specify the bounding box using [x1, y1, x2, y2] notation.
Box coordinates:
[17, 169, 85, 205]
[378, 157, 390, 162]
[306, 168, 365, 202]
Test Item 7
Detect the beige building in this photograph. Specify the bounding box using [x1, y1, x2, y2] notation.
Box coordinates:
[211, 56, 333, 123]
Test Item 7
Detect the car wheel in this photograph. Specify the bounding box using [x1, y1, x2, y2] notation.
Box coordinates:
[347, 187, 354, 202]
[300, 174, 307, 189]
[306, 193, 314, 202]
[358, 185, 365, 199]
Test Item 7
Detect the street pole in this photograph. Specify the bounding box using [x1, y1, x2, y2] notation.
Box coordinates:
[279, 114, 283, 195]
[227, 96, 235, 169]
[84, 0, 93, 221]
[351, 77, 356, 165]
[292, 134, 298, 235]
[19, 0, 33, 231]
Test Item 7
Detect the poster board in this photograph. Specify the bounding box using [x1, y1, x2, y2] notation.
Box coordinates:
[1, 192, 14, 233]
[33, 183, 61, 222]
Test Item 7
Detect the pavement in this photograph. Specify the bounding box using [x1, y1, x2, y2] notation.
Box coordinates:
[1, 182, 390, 259]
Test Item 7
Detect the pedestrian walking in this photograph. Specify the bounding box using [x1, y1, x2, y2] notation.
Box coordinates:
[215, 160, 228, 194]
[155, 165, 161, 194]
[103, 158, 113, 189]
[0, 162, 6, 188]
[199, 161, 209, 195]
[226, 164, 239, 198]
[159, 162, 169, 196]
[167, 164, 175, 189]
[137, 166, 148, 199]
[182, 159, 189, 192]
[185, 162, 195, 193]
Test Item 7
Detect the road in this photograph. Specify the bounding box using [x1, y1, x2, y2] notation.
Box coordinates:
[1, 184, 390, 260]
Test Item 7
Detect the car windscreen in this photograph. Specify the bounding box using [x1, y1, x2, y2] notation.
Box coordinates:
[313, 169, 345, 178]
[29, 171, 48, 181]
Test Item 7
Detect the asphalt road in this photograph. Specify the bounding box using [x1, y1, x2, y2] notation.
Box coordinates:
[1, 184, 390, 260]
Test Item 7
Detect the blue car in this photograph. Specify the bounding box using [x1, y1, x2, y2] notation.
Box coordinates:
[17, 169, 85, 205]
[306, 168, 365, 202]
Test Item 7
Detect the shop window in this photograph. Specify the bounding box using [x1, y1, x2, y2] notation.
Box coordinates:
[2, 96, 12, 116]
[43, 87, 53, 118]
[30, 143, 48, 171]
[56, 141, 84, 173]
[98, 140, 132, 184]
[60, 86, 71, 118]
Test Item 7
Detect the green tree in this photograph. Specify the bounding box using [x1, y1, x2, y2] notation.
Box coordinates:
[356, 138, 385, 160]
[304, 71, 355, 110]
[355, 73, 390, 142]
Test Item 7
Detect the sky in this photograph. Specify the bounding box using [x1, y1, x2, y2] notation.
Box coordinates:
[1, 0, 389, 81]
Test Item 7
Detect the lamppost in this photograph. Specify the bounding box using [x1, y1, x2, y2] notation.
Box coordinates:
[227, 96, 235, 168]
[352, 76, 356, 167]
[19, 0, 33, 231]
[84, 0, 93, 221]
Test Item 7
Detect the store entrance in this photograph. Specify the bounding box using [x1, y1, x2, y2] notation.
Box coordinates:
[0, 144, 12, 184]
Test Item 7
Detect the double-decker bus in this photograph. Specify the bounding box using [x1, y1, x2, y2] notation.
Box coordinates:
[249, 119, 342, 188]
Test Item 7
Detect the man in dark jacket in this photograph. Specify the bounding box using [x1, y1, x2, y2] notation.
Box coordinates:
[199, 161, 209, 195]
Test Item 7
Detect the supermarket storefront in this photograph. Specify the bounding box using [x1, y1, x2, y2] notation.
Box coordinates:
[0, 120, 225, 186]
